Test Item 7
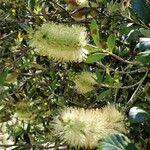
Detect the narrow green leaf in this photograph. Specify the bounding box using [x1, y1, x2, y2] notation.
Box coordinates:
[15, 126, 24, 137]
[107, 34, 116, 52]
[140, 28, 150, 37]
[136, 50, 150, 65]
[0, 70, 8, 85]
[107, 2, 119, 13]
[90, 19, 100, 47]
[28, 0, 36, 11]
[85, 53, 105, 64]
[95, 69, 103, 83]
[96, 89, 111, 102]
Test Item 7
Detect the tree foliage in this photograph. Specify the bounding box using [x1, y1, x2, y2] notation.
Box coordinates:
[0, 0, 150, 149]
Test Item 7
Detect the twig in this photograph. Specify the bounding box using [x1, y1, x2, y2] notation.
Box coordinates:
[87, 44, 136, 65]
[0, 47, 32, 72]
[114, 88, 119, 103]
[50, 0, 70, 15]
[116, 68, 148, 74]
[0, 144, 67, 149]
[103, 50, 136, 65]
[0, 144, 15, 148]
[98, 80, 142, 89]
[126, 68, 149, 108]
[0, 31, 17, 40]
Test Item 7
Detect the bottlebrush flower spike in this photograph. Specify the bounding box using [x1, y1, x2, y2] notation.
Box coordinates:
[73, 71, 97, 94]
[101, 105, 126, 133]
[29, 23, 88, 62]
[53, 105, 125, 149]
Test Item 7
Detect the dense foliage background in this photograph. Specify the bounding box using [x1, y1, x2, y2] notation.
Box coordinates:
[0, 0, 150, 149]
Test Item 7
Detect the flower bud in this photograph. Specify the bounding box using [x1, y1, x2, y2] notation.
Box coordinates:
[73, 71, 97, 94]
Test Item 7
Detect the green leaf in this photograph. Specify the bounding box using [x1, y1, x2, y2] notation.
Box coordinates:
[138, 38, 150, 51]
[125, 29, 141, 43]
[0, 70, 8, 85]
[90, 19, 100, 47]
[104, 73, 114, 85]
[129, 106, 150, 123]
[85, 53, 105, 64]
[140, 28, 150, 37]
[99, 133, 137, 150]
[136, 50, 150, 65]
[15, 126, 24, 137]
[107, 34, 116, 52]
[107, 2, 119, 13]
[95, 69, 103, 83]
[131, 0, 150, 24]
[96, 89, 111, 102]
[28, 0, 36, 11]
[136, 38, 150, 64]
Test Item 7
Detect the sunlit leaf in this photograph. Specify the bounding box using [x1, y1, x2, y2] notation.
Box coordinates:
[85, 53, 105, 64]
[99, 133, 137, 150]
[129, 106, 150, 123]
[140, 28, 150, 37]
[15, 126, 24, 137]
[138, 38, 150, 51]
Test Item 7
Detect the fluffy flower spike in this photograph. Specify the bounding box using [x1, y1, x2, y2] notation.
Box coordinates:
[73, 71, 97, 94]
[53, 105, 125, 149]
[29, 23, 88, 62]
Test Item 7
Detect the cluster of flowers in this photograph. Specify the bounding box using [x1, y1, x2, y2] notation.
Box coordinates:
[29, 21, 126, 149]
[29, 23, 98, 93]
[53, 105, 125, 149]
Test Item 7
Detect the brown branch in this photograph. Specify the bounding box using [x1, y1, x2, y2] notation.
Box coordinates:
[0, 144, 67, 149]
[103, 50, 136, 65]
[0, 31, 17, 40]
[87, 44, 136, 65]
[97, 80, 141, 89]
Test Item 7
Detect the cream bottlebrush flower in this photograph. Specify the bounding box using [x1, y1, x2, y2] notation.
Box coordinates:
[101, 105, 126, 133]
[73, 71, 97, 94]
[29, 23, 88, 62]
[53, 105, 125, 149]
